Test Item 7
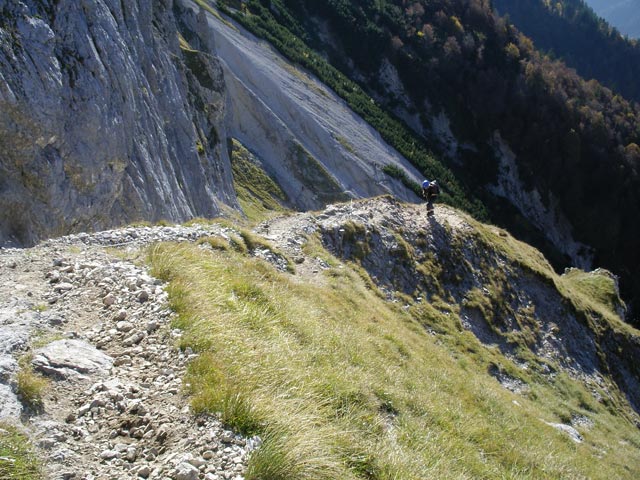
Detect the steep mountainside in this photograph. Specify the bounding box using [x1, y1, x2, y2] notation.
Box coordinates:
[219, 0, 640, 325]
[0, 0, 237, 246]
[493, 0, 640, 102]
[0, 0, 427, 248]
[585, 0, 640, 38]
[147, 196, 640, 478]
[183, 0, 424, 209]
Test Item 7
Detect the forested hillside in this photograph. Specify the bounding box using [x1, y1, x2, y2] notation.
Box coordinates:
[216, 0, 640, 326]
[493, 0, 640, 102]
[585, 0, 640, 39]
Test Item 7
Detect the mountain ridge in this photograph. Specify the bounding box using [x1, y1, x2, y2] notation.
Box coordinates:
[585, 0, 640, 38]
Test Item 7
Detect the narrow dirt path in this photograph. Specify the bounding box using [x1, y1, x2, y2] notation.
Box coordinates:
[1, 225, 256, 480]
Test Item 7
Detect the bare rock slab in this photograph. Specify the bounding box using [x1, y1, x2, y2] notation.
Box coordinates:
[0, 384, 22, 420]
[0, 324, 30, 355]
[32, 340, 113, 380]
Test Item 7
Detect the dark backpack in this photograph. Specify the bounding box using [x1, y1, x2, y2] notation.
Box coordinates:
[428, 183, 439, 197]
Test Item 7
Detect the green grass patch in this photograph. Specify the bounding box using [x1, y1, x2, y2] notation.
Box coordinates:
[560, 269, 625, 321]
[147, 240, 640, 480]
[0, 423, 41, 479]
[196, 236, 230, 251]
[16, 364, 47, 412]
[229, 138, 290, 223]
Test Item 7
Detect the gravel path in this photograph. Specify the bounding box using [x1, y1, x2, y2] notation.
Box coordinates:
[0, 224, 258, 480]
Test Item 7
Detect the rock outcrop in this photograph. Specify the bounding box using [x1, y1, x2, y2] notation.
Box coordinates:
[258, 197, 640, 413]
[0, 0, 236, 247]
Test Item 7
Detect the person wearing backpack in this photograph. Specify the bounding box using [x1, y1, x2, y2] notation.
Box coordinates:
[423, 179, 439, 216]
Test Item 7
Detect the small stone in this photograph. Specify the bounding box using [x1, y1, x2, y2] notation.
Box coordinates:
[38, 438, 56, 450]
[202, 450, 215, 460]
[188, 457, 206, 468]
[113, 356, 132, 367]
[47, 315, 65, 326]
[544, 421, 583, 443]
[54, 282, 74, 293]
[116, 321, 134, 332]
[113, 310, 127, 322]
[47, 271, 61, 283]
[8, 261, 17, 269]
[137, 290, 150, 303]
[156, 425, 170, 444]
[103, 294, 116, 306]
[78, 404, 91, 417]
[123, 332, 145, 346]
[175, 462, 199, 480]
[146, 320, 159, 333]
[100, 449, 119, 460]
[90, 398, 106, 410]
[125, 447, 137, 462]
[136, 466, 151, 478]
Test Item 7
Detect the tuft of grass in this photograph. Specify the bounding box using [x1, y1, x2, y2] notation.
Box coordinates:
[229, 234, 248, 254]
[238, 229, 273, 252]
[0, 423, 41, 480]
[341, 221, 371, 261]
[16, 364, 47, 412]
[196, 236, 229, 251]
[186, 352, 264, 435]
[147, 240, 640, 480]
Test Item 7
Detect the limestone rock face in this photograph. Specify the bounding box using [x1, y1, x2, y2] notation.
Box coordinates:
[0, 0, 236, 247]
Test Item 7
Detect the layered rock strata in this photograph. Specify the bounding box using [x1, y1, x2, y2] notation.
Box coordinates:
[0, 0, 236, 247]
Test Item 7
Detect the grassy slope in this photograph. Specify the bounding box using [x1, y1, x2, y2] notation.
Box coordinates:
[147, 213, 640, 479]
[228, 138, 290, 223]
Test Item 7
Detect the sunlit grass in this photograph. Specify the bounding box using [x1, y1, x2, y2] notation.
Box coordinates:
[228, 138, 290, 223]
[148, 240, 640, 479]
[16, 356, 47, 411]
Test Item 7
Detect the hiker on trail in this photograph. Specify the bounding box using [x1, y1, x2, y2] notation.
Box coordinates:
[422, 179, 439, 216]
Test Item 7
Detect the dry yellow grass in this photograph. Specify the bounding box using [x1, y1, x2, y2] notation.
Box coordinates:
[148, 239, 640, 480]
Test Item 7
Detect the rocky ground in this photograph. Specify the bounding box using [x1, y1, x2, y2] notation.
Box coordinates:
[0, 224, 259, 480]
